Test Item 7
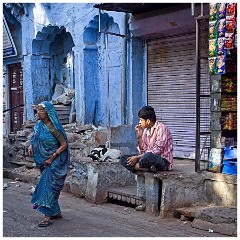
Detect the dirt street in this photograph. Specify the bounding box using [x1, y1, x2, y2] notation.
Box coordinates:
[2, 178, 226, 237]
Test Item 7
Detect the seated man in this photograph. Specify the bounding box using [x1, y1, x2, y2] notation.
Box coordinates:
[120, 105, 173, 173]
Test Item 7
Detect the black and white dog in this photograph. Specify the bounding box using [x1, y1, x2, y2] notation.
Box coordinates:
[88, 147, 122, 162]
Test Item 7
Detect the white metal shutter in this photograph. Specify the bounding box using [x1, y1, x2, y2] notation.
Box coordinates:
[147, 33, 197, 159]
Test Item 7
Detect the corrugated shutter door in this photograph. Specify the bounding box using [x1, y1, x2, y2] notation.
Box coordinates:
[147, 34, 197, 159]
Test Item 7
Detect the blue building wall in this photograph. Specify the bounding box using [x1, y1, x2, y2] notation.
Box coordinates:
[18, 3, 146, 152]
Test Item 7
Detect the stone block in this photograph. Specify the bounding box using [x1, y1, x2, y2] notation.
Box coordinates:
[136, 174, 145, 198]
[70, 159, 135, 204]
[135, 172, 160, 216]
[145, 174, 160, 216]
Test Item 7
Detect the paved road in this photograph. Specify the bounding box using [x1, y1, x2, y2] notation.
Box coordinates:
[3, 178, 226, 237]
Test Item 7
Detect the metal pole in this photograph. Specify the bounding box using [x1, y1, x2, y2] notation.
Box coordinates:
[191, 3, 195, 16]
[105, 33, 111, 148]
[98, 8, 101, 33]
[200, 3, 204, 17]
[195, 18, 201, 172]
[121, 13, 127, 124]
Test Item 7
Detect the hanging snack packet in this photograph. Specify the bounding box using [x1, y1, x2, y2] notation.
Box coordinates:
[209, 39, 217, 57]
[209, 3, 217, 21]
[217, 37, 226, 55]
[225, 32, 234, 49]
[209, 20, 218, 39]
[217, 3, 226, 19]
[226, 3, 236, 16]
[216, 54, 226, 74]
[226, 15, 235, 32]
[217, 18, 226, 37]
[208, 57, 217, 74]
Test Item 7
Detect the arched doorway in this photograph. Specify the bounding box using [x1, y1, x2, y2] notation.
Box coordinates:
[31, 25, 75, 104]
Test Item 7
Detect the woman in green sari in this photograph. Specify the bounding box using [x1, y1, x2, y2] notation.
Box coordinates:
[28, 101, 70, 227]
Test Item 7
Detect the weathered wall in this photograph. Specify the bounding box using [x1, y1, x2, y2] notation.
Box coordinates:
[21, 3, 138, 127]
[159, 172, 237, 218]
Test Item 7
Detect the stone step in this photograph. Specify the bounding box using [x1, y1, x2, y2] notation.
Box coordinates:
[57, 109, 71, 114]
[54, 105, 71, 110]
[54, 105, 71, 125]
[60, 119, 69, 125]
[58, 114, 70, 119]
[108, 185, 144, 206]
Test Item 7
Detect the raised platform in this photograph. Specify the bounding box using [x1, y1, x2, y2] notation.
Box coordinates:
[106, 158, 237, 219]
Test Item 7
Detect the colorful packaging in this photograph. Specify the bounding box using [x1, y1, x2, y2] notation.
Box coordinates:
[225, 32, 234, 49]
[208, 57, 217, 74]
[217, 37, 226, 55]
[218, 18, 226, 37]
[226, 3, 236, 16]
[209, 20, 218, 39]
[226, 15, 235, 32]
[216, 54, 226, 74]
[218, 3, 226, 19]
[209, 39, 217, 57]
[209, 3, 218, 20]
[208, 3, 236, 75]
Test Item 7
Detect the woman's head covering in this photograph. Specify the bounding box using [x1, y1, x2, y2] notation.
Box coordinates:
[39, 101, 67, 139]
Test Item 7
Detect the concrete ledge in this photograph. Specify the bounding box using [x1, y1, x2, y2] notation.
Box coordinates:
[134, 169, 237, 218]
[70, 157, 136, 204]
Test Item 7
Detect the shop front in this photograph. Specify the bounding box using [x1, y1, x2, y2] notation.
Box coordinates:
[208, 3, 237, 176]
[95, 3, 210, 161]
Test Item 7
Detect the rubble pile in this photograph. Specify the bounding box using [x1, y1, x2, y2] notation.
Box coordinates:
[3, 122, 109, 170]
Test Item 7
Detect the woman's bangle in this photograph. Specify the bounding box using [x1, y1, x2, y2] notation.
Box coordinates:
[52, 152, 59, 159]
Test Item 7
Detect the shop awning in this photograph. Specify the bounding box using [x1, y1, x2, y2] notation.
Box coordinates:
[93, 3, 186, 15]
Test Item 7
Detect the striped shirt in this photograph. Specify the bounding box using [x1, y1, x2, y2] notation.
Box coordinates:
[138, 120, 173, 170]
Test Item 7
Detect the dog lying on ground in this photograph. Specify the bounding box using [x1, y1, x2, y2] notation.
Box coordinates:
[87, 147, 122, 162]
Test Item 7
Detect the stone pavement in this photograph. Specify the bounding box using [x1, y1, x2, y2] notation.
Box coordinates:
[2, 177, 230, 237]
